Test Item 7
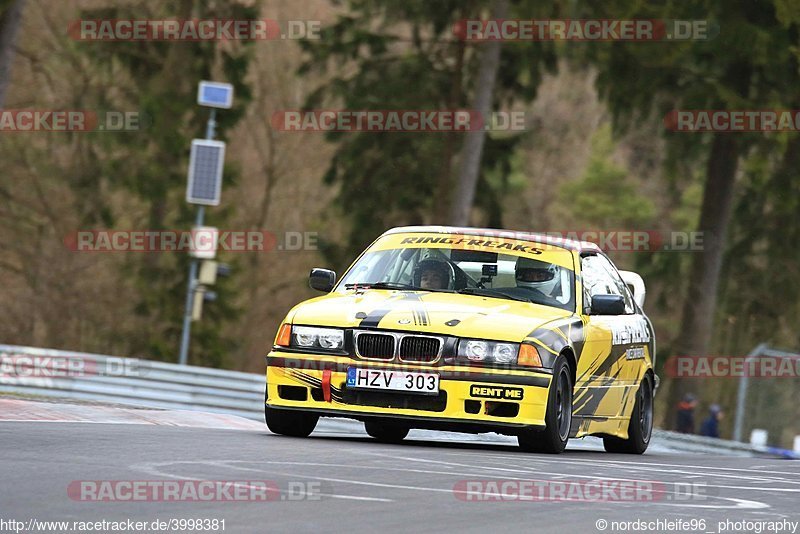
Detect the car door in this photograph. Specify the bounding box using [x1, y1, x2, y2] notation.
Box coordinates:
[592, 254, 653, 419]
[573, 253, 638, 419]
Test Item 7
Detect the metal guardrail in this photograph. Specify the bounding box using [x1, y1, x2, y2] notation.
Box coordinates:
[0, 344, 265, 420]
[653, 430, 799, 458]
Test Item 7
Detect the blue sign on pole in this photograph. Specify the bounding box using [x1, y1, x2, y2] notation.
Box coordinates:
[197, 81, 234, 109]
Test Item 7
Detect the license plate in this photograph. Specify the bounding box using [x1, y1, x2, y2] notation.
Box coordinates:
[346, 367, 439, 395]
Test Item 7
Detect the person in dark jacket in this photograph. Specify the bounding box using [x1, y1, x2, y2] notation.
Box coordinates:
[675, 393, 697, 433]
[700, 404, 723, 438]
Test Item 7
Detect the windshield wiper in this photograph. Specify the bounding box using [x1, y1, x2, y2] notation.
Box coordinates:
[344, 282, 416, 290]
[456, 287, 532, 303]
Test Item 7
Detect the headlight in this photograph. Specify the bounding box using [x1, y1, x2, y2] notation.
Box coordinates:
[458, 339, 520, 365]
[291, 326, 345, 351]
[493, 343, 517, 363]
[464, 340, 489, 361]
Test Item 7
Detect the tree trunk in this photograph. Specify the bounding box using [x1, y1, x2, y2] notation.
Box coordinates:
[0, 0, 25, 107]
[432, 38, 465, 221]
[448, 0, 508, 226]
[666, 132, 740, 424]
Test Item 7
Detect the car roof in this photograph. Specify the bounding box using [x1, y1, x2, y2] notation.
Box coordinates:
[382, 226, 602, 253]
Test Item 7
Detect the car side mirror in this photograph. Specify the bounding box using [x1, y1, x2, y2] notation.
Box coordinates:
[309, 268, 336, 292]
[619, 270, 646, 308]
[591, 294, 625, 315]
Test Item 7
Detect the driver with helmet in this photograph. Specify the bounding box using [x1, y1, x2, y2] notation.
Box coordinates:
[515, 257, 559, 297]
[412, 258, 453, 290]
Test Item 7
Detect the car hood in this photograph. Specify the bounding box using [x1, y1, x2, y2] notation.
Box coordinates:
[287, 290, 575, 342]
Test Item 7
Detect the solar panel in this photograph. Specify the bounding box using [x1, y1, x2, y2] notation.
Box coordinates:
[186, 139, 225, 206]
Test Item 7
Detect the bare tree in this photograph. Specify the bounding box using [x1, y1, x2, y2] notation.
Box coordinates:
[675, 134, 740, 356]
[449, 0, 508, 226]
[667, 62, 753, 420]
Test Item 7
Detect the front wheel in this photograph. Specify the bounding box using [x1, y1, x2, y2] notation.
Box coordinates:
[265, 405, 318, 437]
[603, 374, 653, 454]
[518, 355, 572, 454]
[264, 384, 319, 438]
[364, 419, 409, 443]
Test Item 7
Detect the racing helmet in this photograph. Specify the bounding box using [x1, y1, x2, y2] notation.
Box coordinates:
[412, 258, 454, 290]
[515, 257, 558, 295]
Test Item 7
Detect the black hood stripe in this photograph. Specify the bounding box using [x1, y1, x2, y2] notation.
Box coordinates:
[410, 293, 429, 326]
[358, 293, 407, 328]
[359, 292, 429, 328]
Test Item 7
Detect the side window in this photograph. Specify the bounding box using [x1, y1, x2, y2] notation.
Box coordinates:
[596, 255, 635, 313]
[581, 255, 616, 305]
[580, 255, 634, 314]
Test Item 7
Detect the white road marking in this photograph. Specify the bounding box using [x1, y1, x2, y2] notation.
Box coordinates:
[441, 451, 800, 478]
[137, 458, 774, 510]
[132, 460, 394, 503]
[270, 473, 769, 509]
[345, 451, 778, 506]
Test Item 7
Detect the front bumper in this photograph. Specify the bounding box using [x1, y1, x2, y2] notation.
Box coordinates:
[266, 350, 553, 432]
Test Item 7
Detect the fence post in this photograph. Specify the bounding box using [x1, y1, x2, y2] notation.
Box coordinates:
[732, 343, 767, 442]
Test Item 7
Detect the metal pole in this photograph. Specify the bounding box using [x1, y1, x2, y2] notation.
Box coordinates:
[205, 108, 217, 139]
[733, 343, 766, 442]
[178, 109, 217, 365]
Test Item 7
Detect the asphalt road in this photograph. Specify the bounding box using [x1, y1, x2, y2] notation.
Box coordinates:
[1, 417, 799, 534]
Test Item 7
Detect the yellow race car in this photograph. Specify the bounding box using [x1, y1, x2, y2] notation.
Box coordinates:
[265, 226, 656, 454]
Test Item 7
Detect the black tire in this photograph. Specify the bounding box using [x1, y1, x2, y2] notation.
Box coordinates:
[364, 419, 409, 443]
[264, 405, 318, 437]
[264, 385, 318, 437]
[603, 374, 653, 454]
[518, 355, 573, 454]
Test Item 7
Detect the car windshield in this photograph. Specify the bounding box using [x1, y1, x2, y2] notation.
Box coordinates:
[338, 234, 576, 311]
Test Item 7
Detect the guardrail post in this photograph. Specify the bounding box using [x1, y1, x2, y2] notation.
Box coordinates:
[733, 343, 766, 443]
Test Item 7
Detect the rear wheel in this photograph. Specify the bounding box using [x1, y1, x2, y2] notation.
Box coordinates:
[518, 355, 572, 454]
[264, 385, 318, 437]
[364, 419, 409, 443]
[603, 374, 653, 454]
